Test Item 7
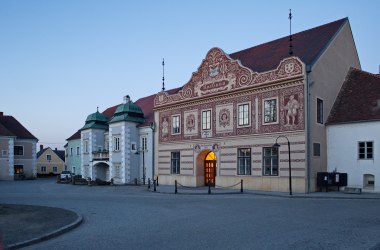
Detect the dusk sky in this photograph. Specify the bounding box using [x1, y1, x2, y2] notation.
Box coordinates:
[1, 1, 379, 150]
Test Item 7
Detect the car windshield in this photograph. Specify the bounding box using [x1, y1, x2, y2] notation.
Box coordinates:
[62, 171, 70, 174]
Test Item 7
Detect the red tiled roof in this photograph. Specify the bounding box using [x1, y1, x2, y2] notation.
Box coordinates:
[66, 130, 81, 141]
[326, 68, 380, 125]
[230, 18, 348, 72]
[0, 115, 37, 140]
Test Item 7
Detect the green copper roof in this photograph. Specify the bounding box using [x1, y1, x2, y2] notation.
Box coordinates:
[109, 100, 145, 124]
[81, 111, 109, 130]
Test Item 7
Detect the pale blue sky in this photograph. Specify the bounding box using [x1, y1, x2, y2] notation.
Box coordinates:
[1, 0, 379, 149]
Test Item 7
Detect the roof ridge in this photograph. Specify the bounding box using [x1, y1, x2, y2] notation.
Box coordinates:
[230, 17, 347, 56]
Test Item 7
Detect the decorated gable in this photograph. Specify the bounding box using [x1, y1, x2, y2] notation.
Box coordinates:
[155, 47, 304, 107]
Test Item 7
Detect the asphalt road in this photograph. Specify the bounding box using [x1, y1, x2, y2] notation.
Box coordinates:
[1, 178, 380, 250]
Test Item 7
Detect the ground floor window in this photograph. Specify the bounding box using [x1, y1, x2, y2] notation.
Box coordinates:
[171, 151, 180, 174]
[263, 147, 278, 176]
[14, 165, 24, 174]
[237, 148, 251, 175]
[52, 166, 58, 172]
[40, 166, 47, 173]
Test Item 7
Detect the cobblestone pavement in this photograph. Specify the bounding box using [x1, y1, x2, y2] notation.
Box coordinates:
[1, 178, 380, 250]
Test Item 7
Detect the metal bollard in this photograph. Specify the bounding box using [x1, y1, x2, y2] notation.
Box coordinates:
[241, 179, 243, 193]
[156, 176, 159, 186]
[153, 180, 156, 192]
[148, 178, 151, 189]
[134, 178, 137, 186]
[175, 180, 177, 194]
[208, 181, 211, 195]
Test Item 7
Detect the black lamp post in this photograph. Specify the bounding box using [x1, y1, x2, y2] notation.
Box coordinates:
[135, 147, 146, 185]
[273, 135, 292, 195]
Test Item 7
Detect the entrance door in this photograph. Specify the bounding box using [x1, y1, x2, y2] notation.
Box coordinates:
[204, 160, 216, 186]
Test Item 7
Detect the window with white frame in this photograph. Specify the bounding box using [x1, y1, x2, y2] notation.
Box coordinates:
[171, 151, 180, 174]
[114, 137, 120, 151]
[202, 110, 211, 130]
[52, 166, 58, 172]
[115, 165, 120, 178]
[237, 148, 251, 175]
[238, 104, 249, 126]
[263, 147, 278, 176]
[14, 146, 24, 156]
[40, 166, 47, 172]
[46, 154, 51, 161]
[84, 140, 89, 153]
[141, 137, 147, 151]
[358, 141, 373, 159]
[172, 115, 180, 134]
[76, 146, 80, 155]
[70, 148, 73, 156]
[317, 98, 323, 124]
[263, 99, 277, 123]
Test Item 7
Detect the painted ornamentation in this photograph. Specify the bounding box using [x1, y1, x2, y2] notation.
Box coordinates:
[219, 108, 230, 128]
[284, 94, 299, 126]
[186, 114, 196, 132]
[154, 47, 304, 107]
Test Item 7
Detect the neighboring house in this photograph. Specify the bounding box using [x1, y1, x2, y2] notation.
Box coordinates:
[36, 146, 66, 176]
[153, 17, 360, 192]
[65, 130, 81, 175]
[0, 112, 38, 180]
[80, 94, 155, 184]
[326, 68, 380, 191]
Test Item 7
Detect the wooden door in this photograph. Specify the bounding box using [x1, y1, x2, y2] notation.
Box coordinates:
[204, 160, 216, 186]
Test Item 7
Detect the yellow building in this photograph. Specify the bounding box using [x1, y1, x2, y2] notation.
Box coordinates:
[36, 146, 66, 176]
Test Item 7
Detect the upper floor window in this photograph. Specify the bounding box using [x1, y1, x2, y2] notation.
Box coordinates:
[2, 150, 8, 156]
[114, 137, 120, 151]
[238, 104, 249, 126]
[14, 146, 24, 156]
[317, 98, 323, 124]
[141, 137, 147, 151]
[76, 147, 80, 155]
[237, 148, 251, 175]
[264, 99, 277, 123]
[46, 154, 51, 161]
[70, 148, 73, 156]
[171, 151, 180, 174]
[172, 115, 180, 134]
[358, 141, 373, 159]
[263, 147, 278, 176]
[84, 140, 89, 153]
[202, 110, 211, 130]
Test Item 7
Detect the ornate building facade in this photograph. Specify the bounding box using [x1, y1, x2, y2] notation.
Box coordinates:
[154, 18, 361, 192]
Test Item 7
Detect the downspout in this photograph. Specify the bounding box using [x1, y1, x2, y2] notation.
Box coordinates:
[306, 65, 312, 193]
[150, 122, 156, 179]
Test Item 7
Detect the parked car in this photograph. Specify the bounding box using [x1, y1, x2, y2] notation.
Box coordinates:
[60, 171, 72, 180]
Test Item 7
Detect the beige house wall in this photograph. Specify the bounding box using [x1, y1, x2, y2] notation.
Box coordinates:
[307, 21, 361, 191]
[37, 148, 65, 175]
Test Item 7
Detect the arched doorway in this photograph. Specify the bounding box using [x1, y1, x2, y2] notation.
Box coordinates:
[94, 162, 110, 181]
[204, 151, 216, 186]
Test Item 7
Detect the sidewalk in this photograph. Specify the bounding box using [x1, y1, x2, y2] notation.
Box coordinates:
[0, 204, 82, 249]
[148, 184, 380, 199]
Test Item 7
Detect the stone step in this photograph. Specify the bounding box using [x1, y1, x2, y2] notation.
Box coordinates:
[344, 187, 362, 194]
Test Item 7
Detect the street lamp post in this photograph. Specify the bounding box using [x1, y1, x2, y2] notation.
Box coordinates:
[135, 147, 146, 185]
[273, 135, 292, 195]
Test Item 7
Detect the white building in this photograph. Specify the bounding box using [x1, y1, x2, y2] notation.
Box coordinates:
[327, 68, 380, 191]
[80, 95, 156, 185]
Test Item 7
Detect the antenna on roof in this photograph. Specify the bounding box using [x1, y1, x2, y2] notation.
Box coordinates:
[162, 58, 165, 91]
[288, 9, 293, 56]
[97, 106, 99, 112]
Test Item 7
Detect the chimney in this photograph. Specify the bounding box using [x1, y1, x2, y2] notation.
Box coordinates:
[0, 112, 3, 117]
[40, 145, 43, 152]
[123, 95, 131, 104]
[55, 147, 57, 151]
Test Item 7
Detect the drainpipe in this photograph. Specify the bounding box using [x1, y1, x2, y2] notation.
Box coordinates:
[150, 122, 156, 180]
[306, 65, 312, 193]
